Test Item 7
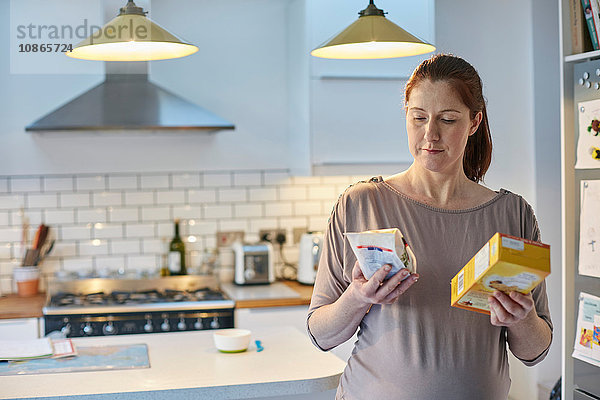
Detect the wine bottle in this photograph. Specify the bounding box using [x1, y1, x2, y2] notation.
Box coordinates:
[168, 219, 186, 275]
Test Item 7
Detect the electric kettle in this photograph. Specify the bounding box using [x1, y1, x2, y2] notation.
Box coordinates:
[297, 232, 323, 285]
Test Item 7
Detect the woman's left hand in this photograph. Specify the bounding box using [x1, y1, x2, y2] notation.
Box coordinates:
[488, 291, 535, 327]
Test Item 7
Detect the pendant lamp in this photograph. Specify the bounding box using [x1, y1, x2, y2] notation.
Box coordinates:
[311, 1, 435, 59]
[66, 0, 198, 61]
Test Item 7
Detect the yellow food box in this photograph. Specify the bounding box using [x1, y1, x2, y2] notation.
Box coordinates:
[450, 232, 550, 315]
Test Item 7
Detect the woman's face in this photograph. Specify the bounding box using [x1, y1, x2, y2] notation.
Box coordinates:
[405, 79, 482, 176]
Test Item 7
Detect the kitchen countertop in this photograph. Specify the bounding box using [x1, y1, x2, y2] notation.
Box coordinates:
[0, 280, 314, 320]
[0, 326, 345, 400]
[223, 280, 313, 309]
[0, 293, 46, 319]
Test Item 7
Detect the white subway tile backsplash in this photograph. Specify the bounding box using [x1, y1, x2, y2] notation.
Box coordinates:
[308, 186, 337, 200]
[249, 187, 277, 202]
[218, 188, 247, 203]
[234, 203, 263, 218]
[308, 216, 328, 232]
[125, 191, 155, 206]
[78, 209, 107, 224]
[203, 172, 232, 187]
[157, 190, 185, 205]
[63, 257, 94, 272]
[279, 186, 307, 201]
[142, 238, 165, 254]
[172, 173, 200, 189]
[44, 177, 74, 192]
[60, 193, 91, 208]
[108, 207, 139, 223]
[125, 223, 155, 238]
[11, 177, 41, 193]
[0, 244, 11, 259]
[79, 240, 109, 256]
[293, 201, 322, 215]
[93, 223, 124, 239]
[249, 218, 278, 232]
[94, 255, 126, 271]
[233, 172, 261, 186]
[142, 206, 171, 222]
[28, 194, 58, 209]
[108, 175, 138, 190]
[278, 217, 309, 230]
[0, 195, 25, 209]
[0, 227, 21, 242]
[0, 169, 354, 292]
[188, 189, 216, 203]
[11, 209, 43, 227]
[172, 205, 202, 220]
[93, 192, 122, 207]
[187, 220, 218, 235]
[45, 209, 75, 225]
[157, 222, 174, 238]
[49, 242, 77, 258]
[77, 175, 106, 191]
[0, 178, 8, 193]
[61, 225, 92, 241]
[263, 171, 290, 185]
[292, 176, 322, 185]
[127, 254, 159, 270]
[218, 219, 249, 232]
[111, 239, 142, 254]
[265, 202, 293, 217]
[0, 212, 8, 226]
[141, 174, 170, 189]
[203, 204, 232, 219]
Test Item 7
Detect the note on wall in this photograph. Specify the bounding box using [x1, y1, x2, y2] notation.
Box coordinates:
[576, 99, 600, 169]
[573, 292, 600, 368]
[579, 180, 600, 278]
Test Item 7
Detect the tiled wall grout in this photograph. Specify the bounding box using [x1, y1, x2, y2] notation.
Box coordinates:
[0, 168, 356, 292]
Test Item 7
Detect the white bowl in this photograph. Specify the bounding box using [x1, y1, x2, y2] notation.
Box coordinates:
[213, 329, 251, 353]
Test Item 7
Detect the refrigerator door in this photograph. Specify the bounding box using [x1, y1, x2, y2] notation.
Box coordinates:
[572, 59, 600, 400]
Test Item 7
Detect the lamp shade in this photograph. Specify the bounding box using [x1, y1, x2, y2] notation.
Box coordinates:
[311, 2, 435, 59]
[66, 1, 198, 61]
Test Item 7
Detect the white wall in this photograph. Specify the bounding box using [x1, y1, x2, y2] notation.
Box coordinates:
[435, 0, 561, 399]
[0, 0, 292, 176]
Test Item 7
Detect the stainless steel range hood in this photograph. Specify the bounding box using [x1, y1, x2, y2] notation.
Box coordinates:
[26, 62, 235, 132]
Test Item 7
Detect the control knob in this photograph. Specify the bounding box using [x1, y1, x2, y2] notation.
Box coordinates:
[210, 317, 220, 329]
[244, 268, 256, 280]
[161, 319, 170, 331]
[103, 322, 116, 335]
[177, 319, 186, 331]
[83, 323, 93, 336]
[61, 323, 71, 337]
[194, 319, 203, 330]
[144, 321, 153, 332]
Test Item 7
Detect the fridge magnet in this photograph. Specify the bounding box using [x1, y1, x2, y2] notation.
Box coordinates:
[579, 180, 600, 278]
[573, 292, 600, 367]
[576, 100, 600, 169]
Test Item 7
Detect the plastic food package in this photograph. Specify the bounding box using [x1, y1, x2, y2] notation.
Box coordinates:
[345, 228, 417, 280]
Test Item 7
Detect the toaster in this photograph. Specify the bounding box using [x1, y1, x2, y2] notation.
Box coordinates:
[233, 242, 275, 285]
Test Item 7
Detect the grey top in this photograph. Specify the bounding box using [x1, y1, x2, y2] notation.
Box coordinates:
[307, 177, 553, 400]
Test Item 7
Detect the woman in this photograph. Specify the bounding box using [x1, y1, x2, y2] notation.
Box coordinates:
[307, 54, 552, 400]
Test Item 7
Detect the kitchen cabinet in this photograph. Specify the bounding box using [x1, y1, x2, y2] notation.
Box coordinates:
[0, 318, 39, 340]
[287, 0, 434, 174]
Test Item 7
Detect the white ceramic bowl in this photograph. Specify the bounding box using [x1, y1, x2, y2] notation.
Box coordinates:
[213, 329, 252, 353]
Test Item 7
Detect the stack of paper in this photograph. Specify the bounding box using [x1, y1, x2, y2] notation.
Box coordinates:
[0, 338, 76, 361]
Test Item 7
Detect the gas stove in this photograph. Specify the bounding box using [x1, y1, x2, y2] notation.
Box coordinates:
[43, 276, 235, 337]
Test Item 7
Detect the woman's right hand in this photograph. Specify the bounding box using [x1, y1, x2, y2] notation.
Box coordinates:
[349, 261, 419, 305]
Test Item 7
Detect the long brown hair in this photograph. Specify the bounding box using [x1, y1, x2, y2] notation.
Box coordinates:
[404, 54, 492, 183]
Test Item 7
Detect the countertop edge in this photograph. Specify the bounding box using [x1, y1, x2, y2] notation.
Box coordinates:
[14, 374, 342, 400]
